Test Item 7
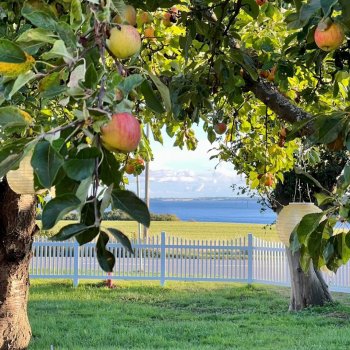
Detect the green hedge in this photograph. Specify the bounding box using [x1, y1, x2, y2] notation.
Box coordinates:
[36, 209, 179, 222]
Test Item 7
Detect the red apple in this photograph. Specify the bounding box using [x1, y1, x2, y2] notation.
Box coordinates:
[314, 20, 344, 52]
[144, 27, 155, 40]
[264, 173, 274, 187]
[256, 0, 267, 6]
[124, 162, 135, 174]
[100, 112, 141, 153]
[214, 122, 227, 135]
[139, 11, 153, 24]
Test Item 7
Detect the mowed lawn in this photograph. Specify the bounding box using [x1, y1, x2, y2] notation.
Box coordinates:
[42, 221, 279, 242]
[29, 280, 350, 350]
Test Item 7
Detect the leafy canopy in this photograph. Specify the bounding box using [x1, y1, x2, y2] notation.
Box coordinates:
[0, 0, 350, 272]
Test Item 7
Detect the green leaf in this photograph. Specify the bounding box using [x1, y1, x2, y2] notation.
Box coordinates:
[85, 63, 98, 89]
[320, 0, 338, 17]
[290, 227, 301, 252]
[21, 1, 57, 31]
[108, 227, 134, 255]
[314, 192, 334, 206]
[51, 223, 89, 241]
[100, 185, 114, 217]
[313, 115, 346, 144]
[0, 106, 31, 129]
[118, 74, 144, 97]
[300, 245, 312, 272]
[75, 177, 93, 202]
[140, 80, 165, 114]
[7, 71, 36, 99]
[39, 71, 67, 99]
[41, 40, 73, 63]
[55, 22, 77, 49]
[305, 219, 328, 267]
[297, 212, 324, 244]
[17, 28, 57, 44]
[0, 153, 23, 178]
[100, 149, 122, 186]
[111, 189, 150, 227]
[0, 39, 26, 63]
[96, 231, 115, 272]
[31, 140, 63, 188]
[70, 0, 83, 26]
[241, 0, 259, 19]
[42, 194, 81, 230]
[63, 159, 95, 181]
[75, 227, 99, 245]
[299, 0, 321, 26]
[148, 72, 172, 113]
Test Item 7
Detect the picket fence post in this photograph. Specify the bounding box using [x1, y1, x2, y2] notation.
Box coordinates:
[247, 233, 253, 284]
[73, 240, 79, 287]
[160, 231, 166, 286]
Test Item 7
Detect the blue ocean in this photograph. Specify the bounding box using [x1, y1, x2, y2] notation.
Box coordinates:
[149, 198, 276, 224]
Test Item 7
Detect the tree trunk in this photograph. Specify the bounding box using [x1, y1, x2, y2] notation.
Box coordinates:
[286, 248, 333, 311]
[0, 180, 37, 350]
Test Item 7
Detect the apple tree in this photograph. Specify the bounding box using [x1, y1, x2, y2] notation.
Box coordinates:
[0, 0, 350, 348]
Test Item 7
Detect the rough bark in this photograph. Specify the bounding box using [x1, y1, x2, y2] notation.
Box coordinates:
[286, 248, 333, 311]
[0, 179, 37, 350]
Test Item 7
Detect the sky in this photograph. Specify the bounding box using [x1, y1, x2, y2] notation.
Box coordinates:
[127, 126, 247, 198]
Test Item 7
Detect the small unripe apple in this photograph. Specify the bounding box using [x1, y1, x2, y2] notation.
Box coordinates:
[125, 162, 135, 174]
[314, 20, 345, 52]
[214, 122, 227, 135]
[267, 66, 277, 82]
[264, 173, 274, 187]
[139, 11, 153, 24]
[125, 157, 145, 175]
[135, 157, 145, 166]
[163, 12, 172, 27]
[107, 25, 141, 59]
[113, 5, 137, 26]
[100, 112, 141, 153]
[256, 0, 267, 6]
[326, 135, 344, 151]
[144, 27, 155, 40]
[259, 70, 270, 79]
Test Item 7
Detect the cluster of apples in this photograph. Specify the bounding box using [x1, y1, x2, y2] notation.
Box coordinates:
[125, 156, 145, 176]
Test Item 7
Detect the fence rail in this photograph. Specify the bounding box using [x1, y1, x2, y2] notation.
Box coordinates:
[29, 233, 350, 293]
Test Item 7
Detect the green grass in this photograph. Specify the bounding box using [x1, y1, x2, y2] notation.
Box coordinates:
[42, 221, 279, 242]
[29, 280, 350, 350]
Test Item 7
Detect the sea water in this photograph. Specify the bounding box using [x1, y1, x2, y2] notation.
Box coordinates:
[149, 198, 276, 224]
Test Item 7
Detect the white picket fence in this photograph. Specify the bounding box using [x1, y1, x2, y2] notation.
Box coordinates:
[29, 233, 350, 293]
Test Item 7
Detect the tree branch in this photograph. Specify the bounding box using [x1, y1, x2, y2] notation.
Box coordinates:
[244, 76, 313, 124]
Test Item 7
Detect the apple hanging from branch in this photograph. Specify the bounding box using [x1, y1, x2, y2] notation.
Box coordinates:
[214, 122, 227, 135]
[113, 5, 137, 26]
[100, 112, 141, 153]
[107, 25, 141, 59]
[314, 19, 345, 52]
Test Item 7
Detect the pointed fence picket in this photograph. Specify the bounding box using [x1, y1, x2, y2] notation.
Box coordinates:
[29, 233, 350, 293]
